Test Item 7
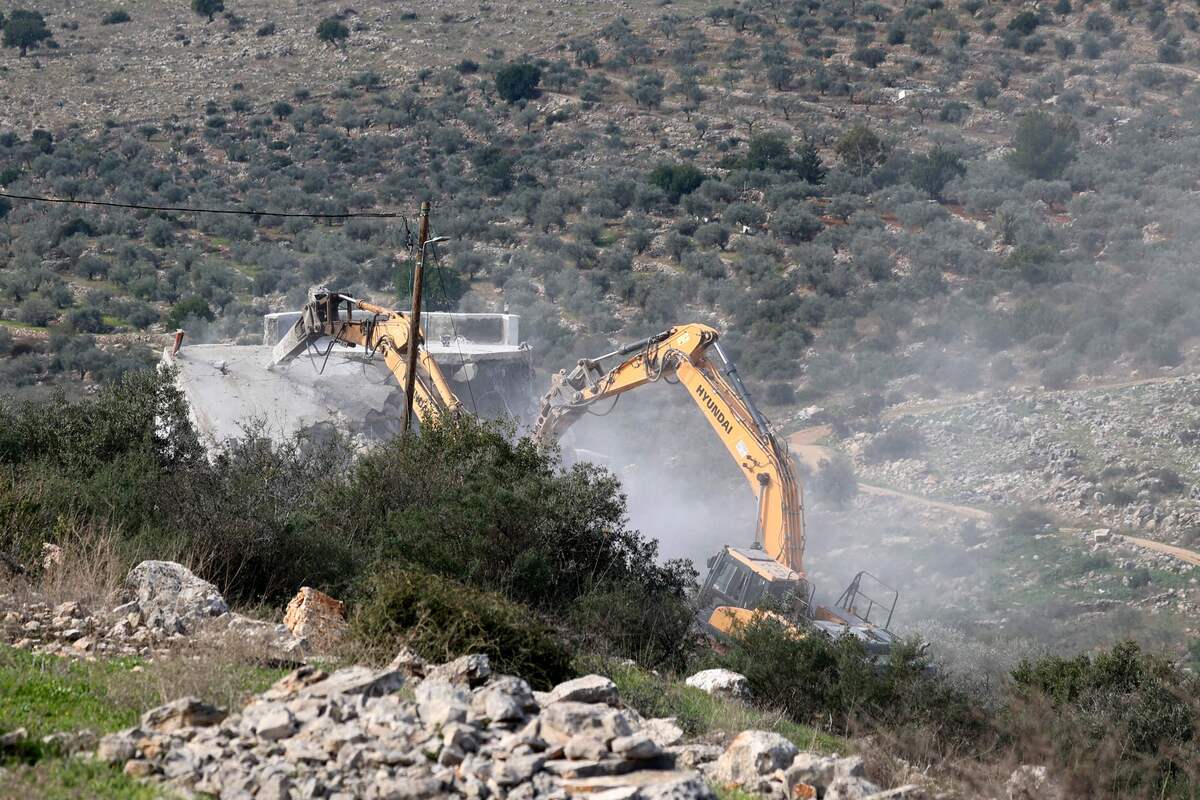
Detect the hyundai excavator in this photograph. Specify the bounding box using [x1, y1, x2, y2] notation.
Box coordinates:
[269, 289, 463, 426]
[534, 323, 898, 652]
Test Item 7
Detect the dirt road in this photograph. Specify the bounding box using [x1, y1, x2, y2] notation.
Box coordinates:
[788, 427, 993, 521]
[789, 427, 1200, 560]
[1121, 535, 1200, 568]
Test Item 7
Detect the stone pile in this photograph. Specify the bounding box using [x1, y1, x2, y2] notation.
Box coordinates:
[98, 654, 712, 800]
[1, 560, 305, 660]
[96, 654, 906, 800]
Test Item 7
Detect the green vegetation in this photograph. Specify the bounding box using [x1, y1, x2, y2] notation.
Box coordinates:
[810, 453, 858, 508]
[2, 9, 52, 56]
[713, 617, 983, 744]
[595, 658, 848, 753]
[352, 567, 573, 688]
[0, 759, 161, 799]
[316, 17, 349, 47]
[0, 648, 139, 754]
[495, 63, 541, 103]
[165, 296, 214, 329]
[1009, 111, 1079, 180]
[0, 644, 283, 796]
[190, 0, 224, 23]
[1009, 641, 1198, 795]
[648, 163, 706, 203]
[0, 371, 695, 672]
[100, 10, 132, 25]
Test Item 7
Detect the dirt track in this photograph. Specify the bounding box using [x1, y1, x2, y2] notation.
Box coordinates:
[788, 427, 1200, 561]
[789, 426, 993, 521]
[1121, 535, 1200, 567]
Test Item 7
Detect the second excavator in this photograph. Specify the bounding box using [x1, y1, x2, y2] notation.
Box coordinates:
[534, 323, 897, 652]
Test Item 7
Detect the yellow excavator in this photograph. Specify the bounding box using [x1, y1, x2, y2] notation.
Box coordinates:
[534, 323, 897, 652]
[270, 289, 463, 426]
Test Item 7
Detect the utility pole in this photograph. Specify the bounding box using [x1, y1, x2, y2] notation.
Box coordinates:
[402, 201, 430, 433]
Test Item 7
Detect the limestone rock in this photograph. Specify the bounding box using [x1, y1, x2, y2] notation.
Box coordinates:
[565, 735, 609, 761]
[298, 665, 405, 698]
[711, 730, 798, 786]
[642, 718, 685, 748]
[684, 669, 750, 700]
[283, 586, 347, 651]
[141, 697, 225, 733]
[545, 674, 619, 706]
[612, 733, 662, 760]
[539, 702, 636, 745]
[415, 679, 471, 727]
[425, 653, 491, 687]
[1006, 764, 1062, 800]
[563, 770, 716, 799]
[264, 666, 329, 699]
[250, 706, 296, 741]
[787, 752, 838, 791]
[97, 731, 138, 764]
[388, 646, 429, 678]
[124, 561, 228, 632]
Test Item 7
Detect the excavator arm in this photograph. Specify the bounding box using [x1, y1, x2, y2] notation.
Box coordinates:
[534, 323, 805, 573]
[537, 324, 900, 649]
[270, 290, 463, 424]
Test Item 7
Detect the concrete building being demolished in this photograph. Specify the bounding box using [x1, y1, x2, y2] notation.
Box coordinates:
[164, 308, 534, 450]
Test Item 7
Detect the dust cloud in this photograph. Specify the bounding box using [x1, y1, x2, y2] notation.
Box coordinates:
[553, 379, 755, 569]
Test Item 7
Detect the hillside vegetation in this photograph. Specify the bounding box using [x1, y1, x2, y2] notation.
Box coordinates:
[1, 0, 1199, 412]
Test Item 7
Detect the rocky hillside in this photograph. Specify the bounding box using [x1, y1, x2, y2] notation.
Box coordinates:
[4, 0, 1200, 406]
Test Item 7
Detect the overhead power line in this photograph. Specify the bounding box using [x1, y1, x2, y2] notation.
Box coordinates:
[0, 190, 406, 220]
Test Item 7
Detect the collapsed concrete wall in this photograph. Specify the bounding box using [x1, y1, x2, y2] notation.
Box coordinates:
[165, 310, 535, 451]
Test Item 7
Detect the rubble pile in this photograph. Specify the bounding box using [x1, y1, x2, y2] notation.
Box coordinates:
[1, 560, 306, 659]
[97, 654, 903, 800]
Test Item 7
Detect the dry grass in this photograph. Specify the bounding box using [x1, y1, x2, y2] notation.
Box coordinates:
[36, 519, 127, 609]
[105, 639, 289, 715]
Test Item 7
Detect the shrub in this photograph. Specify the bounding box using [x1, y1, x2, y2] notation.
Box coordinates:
[316, 17, 349, 46]
[811, 454, 858, 508]
[191, 0, 224, 23]
[714, 616, 982, 743]
[974, 78, 1000, 107]
[0, 379, 695, 669]
[17, 297, 56, 327]
[1009, 111, 1078, 180]
[908, 145, 965, 200]
[166, 296, 214, 329]
[863, 422, 925, 462]
[495, 63, 541, 103]
[772, 202, 822, 243]
[1008, 641, 1199, 794]
[648, 162, 705, 203]
[835, 125, 884, 177]
[765, 383, 796, 405]
[351, 566, 573, 688]
[743, 132, 795, 172]
[101, 10, 132, 24]
[851, 46, 886, 69]
[1001, 507, 1056, 535]
[1007, 10, 1040, 35]
[2, 9, 53, 55]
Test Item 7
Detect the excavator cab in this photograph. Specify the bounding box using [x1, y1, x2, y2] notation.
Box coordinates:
[697, 549, 899, 656]
[697, 546, 811, 637]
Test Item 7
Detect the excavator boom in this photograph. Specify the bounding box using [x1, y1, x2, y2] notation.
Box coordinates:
[536, 324, 898, 650]
[270, 290, 463, 425]
[534, 323, 805, 574]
